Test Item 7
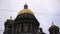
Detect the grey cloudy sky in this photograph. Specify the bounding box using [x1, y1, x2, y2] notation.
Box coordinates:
[0, 0, 60, 34]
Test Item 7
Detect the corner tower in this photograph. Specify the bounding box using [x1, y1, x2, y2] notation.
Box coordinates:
[14, 4, 40, 34]
[3, 16, 14, 34]
[49, 22, 59, 34]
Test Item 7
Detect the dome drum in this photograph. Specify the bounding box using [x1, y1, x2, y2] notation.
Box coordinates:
[15, 19, 39, 26]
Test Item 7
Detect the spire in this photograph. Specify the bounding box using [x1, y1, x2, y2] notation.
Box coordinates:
[24, 4, 28, 9]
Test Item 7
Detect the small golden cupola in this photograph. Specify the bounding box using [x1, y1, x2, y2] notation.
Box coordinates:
[9, 16, 13, 20]
[8, 16, 13, 21]
[49, 22, 59, 34]
[50, 22, 57, 28]
[18, 4, 34, 15]
[50, 22, 58, 28]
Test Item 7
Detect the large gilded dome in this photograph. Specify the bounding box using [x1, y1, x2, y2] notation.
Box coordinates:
[18, 4, 34, 15]
[18, 9, 34, 15]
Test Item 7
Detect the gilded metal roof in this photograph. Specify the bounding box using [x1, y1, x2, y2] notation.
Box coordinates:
[18, 9, 34, 15]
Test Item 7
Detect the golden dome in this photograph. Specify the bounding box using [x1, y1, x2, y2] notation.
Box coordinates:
[18, 9, 34, 15]
[18, 4, 34, 15]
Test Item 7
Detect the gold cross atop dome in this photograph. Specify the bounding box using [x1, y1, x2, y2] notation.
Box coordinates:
[18, 4, 34, 15]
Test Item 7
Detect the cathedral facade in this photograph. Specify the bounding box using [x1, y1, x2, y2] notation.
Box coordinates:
[3, 4, 59, 34]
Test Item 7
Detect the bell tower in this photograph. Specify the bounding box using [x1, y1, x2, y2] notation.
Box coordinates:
[3, 16, 14, 34]
[49, 22, 59, 34]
